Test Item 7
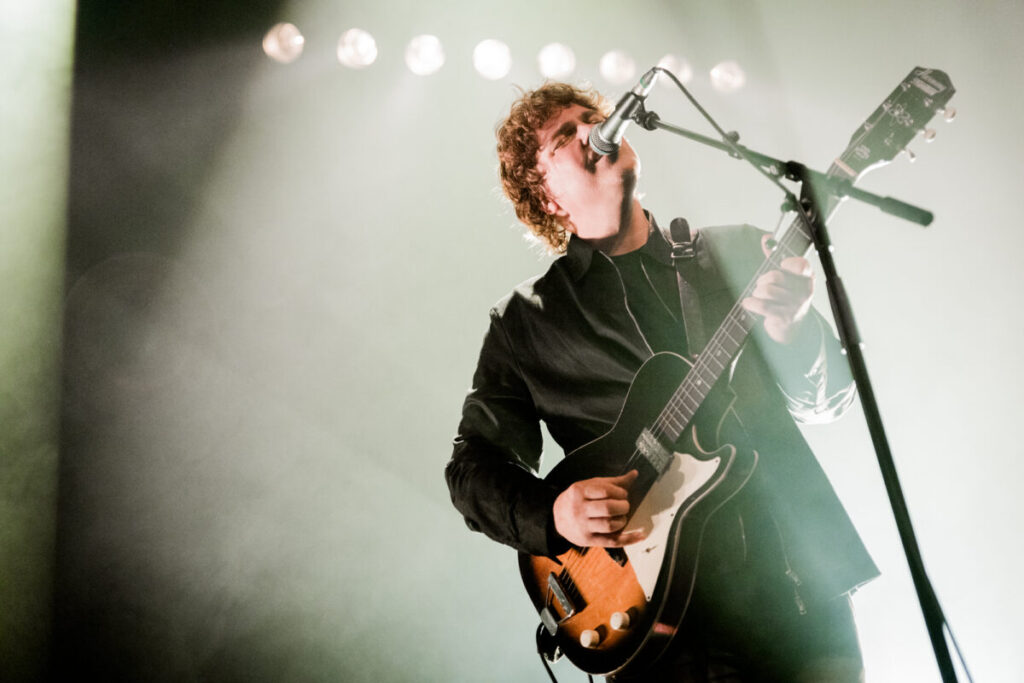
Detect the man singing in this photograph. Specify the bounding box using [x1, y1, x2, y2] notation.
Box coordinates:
[445, 82, 878, 682]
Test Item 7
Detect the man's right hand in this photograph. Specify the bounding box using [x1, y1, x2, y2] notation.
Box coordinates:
[552, 470, 647, 548]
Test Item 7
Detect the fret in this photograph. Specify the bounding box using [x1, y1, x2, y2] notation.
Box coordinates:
[725, 319, 747, 342]
[664, 414, 683, 432]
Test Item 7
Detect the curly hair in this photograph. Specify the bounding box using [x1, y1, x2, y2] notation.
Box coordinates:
[496, 83, 609, 252]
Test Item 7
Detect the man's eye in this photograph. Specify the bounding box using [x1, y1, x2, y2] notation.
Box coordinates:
[552, 136, 572, 151]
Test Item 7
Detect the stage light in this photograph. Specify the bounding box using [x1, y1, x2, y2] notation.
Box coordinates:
[405, 35, 445, 76]
[537, 43, 575, 79]
[657, 54, 693, 86]
[710, 60, 746, 93]
[473, 39, 511, 80]
[262, 23, 305, 64]
[599, 50, 636, 85]
[337, 29, 377, 69]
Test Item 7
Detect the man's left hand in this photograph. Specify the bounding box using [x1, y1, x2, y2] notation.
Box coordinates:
[741, 234, 814, 345]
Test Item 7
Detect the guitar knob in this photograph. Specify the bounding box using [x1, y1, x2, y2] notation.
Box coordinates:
[579, 629, 601, 648]
[610, 611, 632, 631]
[941, 106, 957, 122]
[901, 148, 917, 163]
[922, 128, 937, 142]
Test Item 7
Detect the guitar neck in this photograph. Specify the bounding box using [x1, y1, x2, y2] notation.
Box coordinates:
[649, 165, 849, 448]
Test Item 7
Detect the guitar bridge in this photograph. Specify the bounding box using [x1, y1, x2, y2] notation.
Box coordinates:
[546, 571, 579, 619]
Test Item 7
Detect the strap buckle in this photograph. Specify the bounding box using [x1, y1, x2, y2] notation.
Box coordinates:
[669, 217, 696, 260]
[670, 242, 695, 260]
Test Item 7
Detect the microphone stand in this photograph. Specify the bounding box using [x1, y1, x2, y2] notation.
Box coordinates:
[632, 106, 961, 682]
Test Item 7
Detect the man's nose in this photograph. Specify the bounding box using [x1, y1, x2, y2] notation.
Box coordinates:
[577, 122, 593, 145]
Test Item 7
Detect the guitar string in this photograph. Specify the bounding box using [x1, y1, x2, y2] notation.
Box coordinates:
[558, 547, 598, 614]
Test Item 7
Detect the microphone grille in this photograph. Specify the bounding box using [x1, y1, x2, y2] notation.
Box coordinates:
[589, 124, 617, 156]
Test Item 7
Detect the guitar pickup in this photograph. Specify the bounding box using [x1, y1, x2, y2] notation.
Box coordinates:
[636, 427, 673, 475]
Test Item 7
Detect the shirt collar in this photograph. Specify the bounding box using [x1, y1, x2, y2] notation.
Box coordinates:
[564, 211, 674, 280]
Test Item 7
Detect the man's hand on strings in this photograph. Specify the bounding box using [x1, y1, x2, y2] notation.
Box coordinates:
[552, 470, 647, 548]
[741, 234, 815, 345]
[552, 471, 645, 548]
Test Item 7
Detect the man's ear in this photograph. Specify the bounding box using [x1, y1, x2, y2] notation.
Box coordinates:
[543, 199, 575, 234]
[542, 199, 562, 216]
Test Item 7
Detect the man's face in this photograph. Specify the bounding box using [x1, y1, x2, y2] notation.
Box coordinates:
[535, 104, 641, 241]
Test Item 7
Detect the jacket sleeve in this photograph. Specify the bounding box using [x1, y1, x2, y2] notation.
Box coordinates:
[710, 223, 857, 425]
[752, 306, 857, 424]
[444, 308, 566, 557]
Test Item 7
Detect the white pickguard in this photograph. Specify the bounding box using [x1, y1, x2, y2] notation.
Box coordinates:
[623, 451, 722, 601]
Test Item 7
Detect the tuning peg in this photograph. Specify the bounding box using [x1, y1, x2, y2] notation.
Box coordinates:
[941, 106, 957, 122]
[901, 148, 917, 163]
[922, 128, 937, 142]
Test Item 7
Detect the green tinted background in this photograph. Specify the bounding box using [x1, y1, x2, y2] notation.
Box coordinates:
[6, 1, 1021, 681]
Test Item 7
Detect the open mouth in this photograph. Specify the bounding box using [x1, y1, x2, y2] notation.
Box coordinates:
[583, 147, 619, 174]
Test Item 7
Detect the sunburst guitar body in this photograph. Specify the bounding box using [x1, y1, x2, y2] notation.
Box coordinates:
[519, 352, 756, 675]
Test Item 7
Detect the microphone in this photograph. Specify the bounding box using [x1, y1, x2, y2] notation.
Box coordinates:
[589, 68, 659, 156]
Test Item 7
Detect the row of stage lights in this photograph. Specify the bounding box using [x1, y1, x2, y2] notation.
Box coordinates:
[262, 23, 748, 93]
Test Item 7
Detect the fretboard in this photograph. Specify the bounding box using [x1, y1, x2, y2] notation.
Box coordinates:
[648, 164, 850, 448]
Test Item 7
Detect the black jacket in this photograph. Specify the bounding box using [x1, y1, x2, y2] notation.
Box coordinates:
[445, 219, 878, 604]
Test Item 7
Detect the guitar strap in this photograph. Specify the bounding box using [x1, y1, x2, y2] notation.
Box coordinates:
[666, 217, 708, 356]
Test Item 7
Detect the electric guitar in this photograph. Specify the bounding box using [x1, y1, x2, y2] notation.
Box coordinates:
[518, 66, 956, 677]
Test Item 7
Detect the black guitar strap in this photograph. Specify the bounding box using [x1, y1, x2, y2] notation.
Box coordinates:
[667, 217, 708, 356]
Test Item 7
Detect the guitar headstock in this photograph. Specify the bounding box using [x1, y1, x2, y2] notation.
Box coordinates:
[836, 67, 956, 181]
